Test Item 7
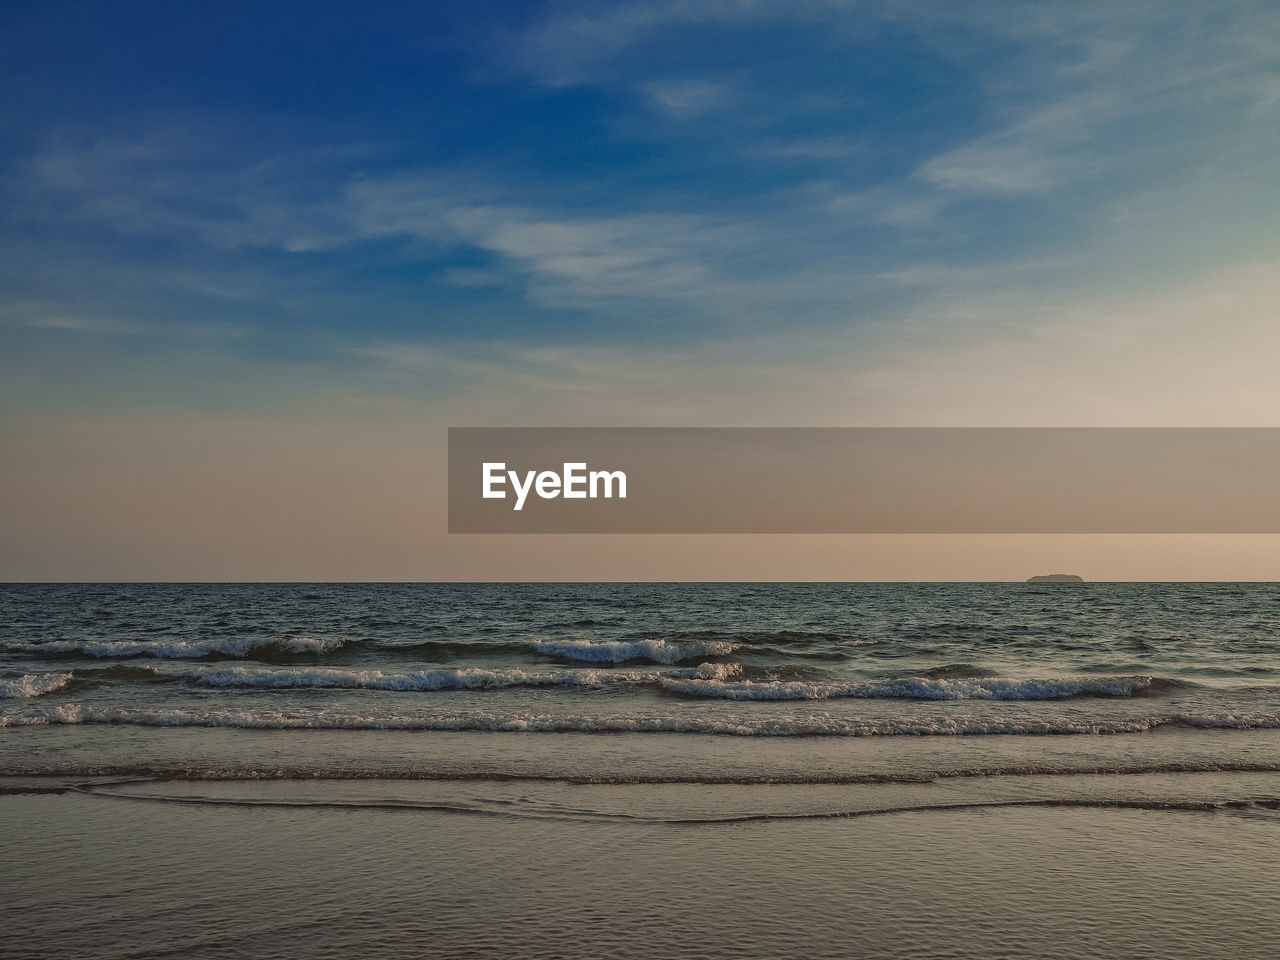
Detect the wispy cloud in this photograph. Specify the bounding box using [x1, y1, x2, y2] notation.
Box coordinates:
[642, 77, 738, 117]
[16, 314, 141, 335]
[15, 126, 356, 252]
[342, 175, 760, 309]
[754, 137, 865, 162]
[915, 95, 1114, 195]
[512, 0, 1280, 206]
[511, 0, 782, 86]
[338, 257, 1280, 427]
[8, 1, 1280, 358]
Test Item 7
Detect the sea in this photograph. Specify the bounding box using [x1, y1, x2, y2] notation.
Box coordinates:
[6, 582, 1280, 959]
[5, 582, 1280, 774]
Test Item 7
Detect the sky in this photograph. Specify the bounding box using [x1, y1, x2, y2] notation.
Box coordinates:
[3, 0, 1280, 580]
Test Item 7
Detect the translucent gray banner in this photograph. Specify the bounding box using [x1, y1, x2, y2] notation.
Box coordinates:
[448, 428, 1280, 533]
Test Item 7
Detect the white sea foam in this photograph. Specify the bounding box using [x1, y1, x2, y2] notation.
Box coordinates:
[0, 672, 73, 699]
[178, 662, 740, 691]
[270, 636, 347, 654]
[6, 635, 347, 659]
[532, 638, 739, 664]
[1180, 712, 1280, 729]
[7, 703, 1273, 736]
[659, 675, 1164, 701]
[688, 662, 739, 681]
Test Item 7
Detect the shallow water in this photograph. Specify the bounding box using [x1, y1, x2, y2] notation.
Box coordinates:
[5, 792, 1278, 959]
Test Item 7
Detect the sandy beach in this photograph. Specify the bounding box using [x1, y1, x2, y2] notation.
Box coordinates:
[7, 778, 1279, 959]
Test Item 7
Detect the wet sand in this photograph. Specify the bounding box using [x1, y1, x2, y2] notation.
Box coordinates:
[5, 782, 1278, 959]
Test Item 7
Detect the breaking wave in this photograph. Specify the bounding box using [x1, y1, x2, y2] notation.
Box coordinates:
[5, 703, 1277, 736]
[659, 675, 1185, 701]
[0, 672, 73, 699]
[177, 661, 739, 691]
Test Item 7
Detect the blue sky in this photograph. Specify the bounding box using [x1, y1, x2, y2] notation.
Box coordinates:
[4, 1, 1280, 578]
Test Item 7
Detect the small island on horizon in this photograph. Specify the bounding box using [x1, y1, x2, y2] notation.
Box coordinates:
[1026, 574, 1085, 583]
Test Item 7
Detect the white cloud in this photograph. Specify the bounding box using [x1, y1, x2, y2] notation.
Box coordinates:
[513, 0, 784, 86]
[17, 127, 354, 252]
[342, 176, 777, 312]
[756, 137, 865, 161]
[12, 0, 1280, 343]
[915, 94, 1117, 195]
[448, 207, 732, 302]
[643, 77, 738, 116]
[17, 314, 141, 335]
[335, 258, 1280, 428]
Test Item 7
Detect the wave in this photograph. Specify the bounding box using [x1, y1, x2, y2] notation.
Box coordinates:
[0, 665, 180, 696]
[532, 638, 739, 664]
[666, 629, 871, 647]
[60, 783, 1280, 823]
[0, 672, 73, 699]
[5, 703, 1277, 736]
[72, 664, 169, 683]
[176, 661, 739, 692]
[4, 635, 347, 659]
[645, 797, 1280, 824]
[11, 759, 1280, 786]
[659, 675, 1185, 701]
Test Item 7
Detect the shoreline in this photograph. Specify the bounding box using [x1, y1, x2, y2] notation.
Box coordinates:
[6, 786, 1277, 959]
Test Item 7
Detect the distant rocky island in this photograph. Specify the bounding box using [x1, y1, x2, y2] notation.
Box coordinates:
[1026, 574, 1084, 583]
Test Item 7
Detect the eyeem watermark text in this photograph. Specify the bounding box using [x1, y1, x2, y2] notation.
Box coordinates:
[482, 462, 628, 511]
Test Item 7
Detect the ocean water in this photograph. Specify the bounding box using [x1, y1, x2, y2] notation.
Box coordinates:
[6, 580, 1280, 799]
[5, 582, 1280, 744]
[6, 583, 1280, 958]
